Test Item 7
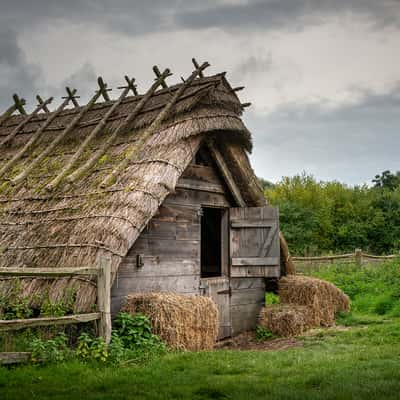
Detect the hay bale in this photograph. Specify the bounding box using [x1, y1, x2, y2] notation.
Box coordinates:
[279, 276, 350, 327]
[259, 305, 313, 337]
[122, 292, 218, 351]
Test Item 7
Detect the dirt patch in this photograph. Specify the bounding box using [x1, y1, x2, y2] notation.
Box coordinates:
[215, 331, 304, 351]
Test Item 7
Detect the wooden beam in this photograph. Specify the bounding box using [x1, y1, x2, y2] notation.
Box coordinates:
[230, 220, 275, 228]
[46, 81, 133, 190]
[0, 94, 73, 179]
[0, 266, 99, 277]
[0, 313, 100, 332]
[97, 256, 112, 344]
[13, 94, 27, 115]
[66, 68, 172, 184]
[176, 180, 225, 194]
[36, 95, 51, 113]
[0, 104, 18, 127]
[0, 352, 31, 365]
[12, 90, 102, 186]
[97, 76, 111, 101]
[62, 87, 80, 107]
[231, 257, 279, 266]
[100, 61, 210, 188]
[207, 141, 246, 207]
[0, 97, 53, 147]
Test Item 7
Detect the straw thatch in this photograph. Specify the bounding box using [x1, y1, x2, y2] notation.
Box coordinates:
[122, 292, 218, 350]
[279, 275, 350, 327]
[0, 70, 279, 312]
[259, 305, 313, 337]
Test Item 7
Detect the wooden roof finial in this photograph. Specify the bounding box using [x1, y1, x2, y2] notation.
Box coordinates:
[153, 66, 172, 89]
[192, 58, 204, 78]
[36, 95, 51, 113]
[117, 76, 138, 96]
[62, 87, 80, 108]
[13, 94, 27, 115]
[97, 77, 112, 102]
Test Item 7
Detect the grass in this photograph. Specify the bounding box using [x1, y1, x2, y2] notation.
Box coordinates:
[2, 261, 400, 400]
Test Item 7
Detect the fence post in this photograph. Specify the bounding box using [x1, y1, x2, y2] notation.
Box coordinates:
[97, 256, 112, 344]
[355, 248, 362, 266]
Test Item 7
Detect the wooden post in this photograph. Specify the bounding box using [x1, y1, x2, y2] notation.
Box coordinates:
[355, 248, 362, 266]
[97, 256, 112, 344]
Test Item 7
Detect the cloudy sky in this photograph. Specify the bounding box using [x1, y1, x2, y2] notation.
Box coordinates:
[1, 1, 400, 185]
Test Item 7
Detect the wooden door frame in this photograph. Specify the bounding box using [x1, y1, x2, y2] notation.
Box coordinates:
[199, 205, 230, 279]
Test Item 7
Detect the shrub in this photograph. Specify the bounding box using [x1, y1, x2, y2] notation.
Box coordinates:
[30, 333, 70, 363]
[76, 333, 109, 362]
[255, 326, 274, 341]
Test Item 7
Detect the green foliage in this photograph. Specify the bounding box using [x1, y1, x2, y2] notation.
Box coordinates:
[266, 172, 400, 255]
[255, 326, 274, 341]
[113, 312, 164, 349]
[76, 333, 109, 362]
[30, 333, 70, 363]
[372, 170, 400, 190]
[265, 292, 280, 305]
[0, 279, 33, 320]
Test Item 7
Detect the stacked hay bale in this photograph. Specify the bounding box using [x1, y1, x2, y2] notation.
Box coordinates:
[259, 305, 313, 336]
[259, 275, 350, 337]
[122, 293, 218, 351]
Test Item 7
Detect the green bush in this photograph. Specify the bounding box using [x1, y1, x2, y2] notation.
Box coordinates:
[265, 292, 280, 305]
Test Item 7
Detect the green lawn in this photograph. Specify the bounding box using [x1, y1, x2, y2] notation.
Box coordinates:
[2, 261, 400, 400]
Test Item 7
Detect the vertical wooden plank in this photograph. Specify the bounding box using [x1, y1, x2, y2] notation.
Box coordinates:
[98, 256, 112, 344]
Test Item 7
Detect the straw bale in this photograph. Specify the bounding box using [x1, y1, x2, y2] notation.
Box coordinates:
[259, 305, 313, 337]
[279, 275, 350, 327]
[122, 292, 218, 351]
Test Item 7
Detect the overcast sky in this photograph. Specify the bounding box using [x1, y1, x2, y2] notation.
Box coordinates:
[1, 0, 399, 185]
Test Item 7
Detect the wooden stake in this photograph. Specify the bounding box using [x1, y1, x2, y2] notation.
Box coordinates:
[0, 97, 53, 147]
[192, 58, 204, 78]
[62, 87, 80, 107]
[97, 77, 111, 102]
[233, 86, 245, 92]
[46, 82, 134, 190]
[153, 65, 171, 89]
[0, 94, 73, 179]
[12, 90, 102, 186]
[97, 255, 112, 344]
[118, 76, 138, 96]
[13, 94, 27, 115]
[66, 68, 172, 184]
[36, 95, 51, 113]
[100, 61, 210, 188]
[0, 103, 19, 127]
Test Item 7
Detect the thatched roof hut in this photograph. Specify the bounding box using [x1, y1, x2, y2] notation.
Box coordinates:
[0, 61, 293, 337]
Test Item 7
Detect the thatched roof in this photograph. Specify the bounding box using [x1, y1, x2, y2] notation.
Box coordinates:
[0, 63, 265, 311]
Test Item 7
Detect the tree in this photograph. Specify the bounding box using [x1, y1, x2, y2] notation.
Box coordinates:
[372, 170, 400, 190]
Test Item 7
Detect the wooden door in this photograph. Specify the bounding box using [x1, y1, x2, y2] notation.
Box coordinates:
[200, 277, 231, 339]
[230, 206, 280, 278]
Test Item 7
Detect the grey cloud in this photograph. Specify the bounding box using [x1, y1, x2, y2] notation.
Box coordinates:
[176, 0, 400, 32]
[0, 27, 43, 110]
[247, 84, 400, 185]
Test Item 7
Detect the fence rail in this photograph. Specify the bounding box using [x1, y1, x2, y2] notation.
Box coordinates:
[293, 248, 397, 267]
[0, 256, 112, 364]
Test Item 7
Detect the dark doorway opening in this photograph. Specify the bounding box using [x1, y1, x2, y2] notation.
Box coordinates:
[201, 207, 223, 278]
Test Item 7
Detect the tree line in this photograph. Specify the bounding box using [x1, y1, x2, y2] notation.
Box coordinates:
[262, 171, 400, 256]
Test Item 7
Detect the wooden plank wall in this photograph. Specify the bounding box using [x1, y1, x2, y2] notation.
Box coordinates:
[111, 159, 266, 337]
[111, 163, 231, 313]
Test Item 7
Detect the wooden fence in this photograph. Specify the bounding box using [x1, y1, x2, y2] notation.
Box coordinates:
[293, 248, 397, 270]
[0, 256, 112, 364]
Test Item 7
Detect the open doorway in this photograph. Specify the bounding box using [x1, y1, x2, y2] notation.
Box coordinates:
[201, 207, 224, 278]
